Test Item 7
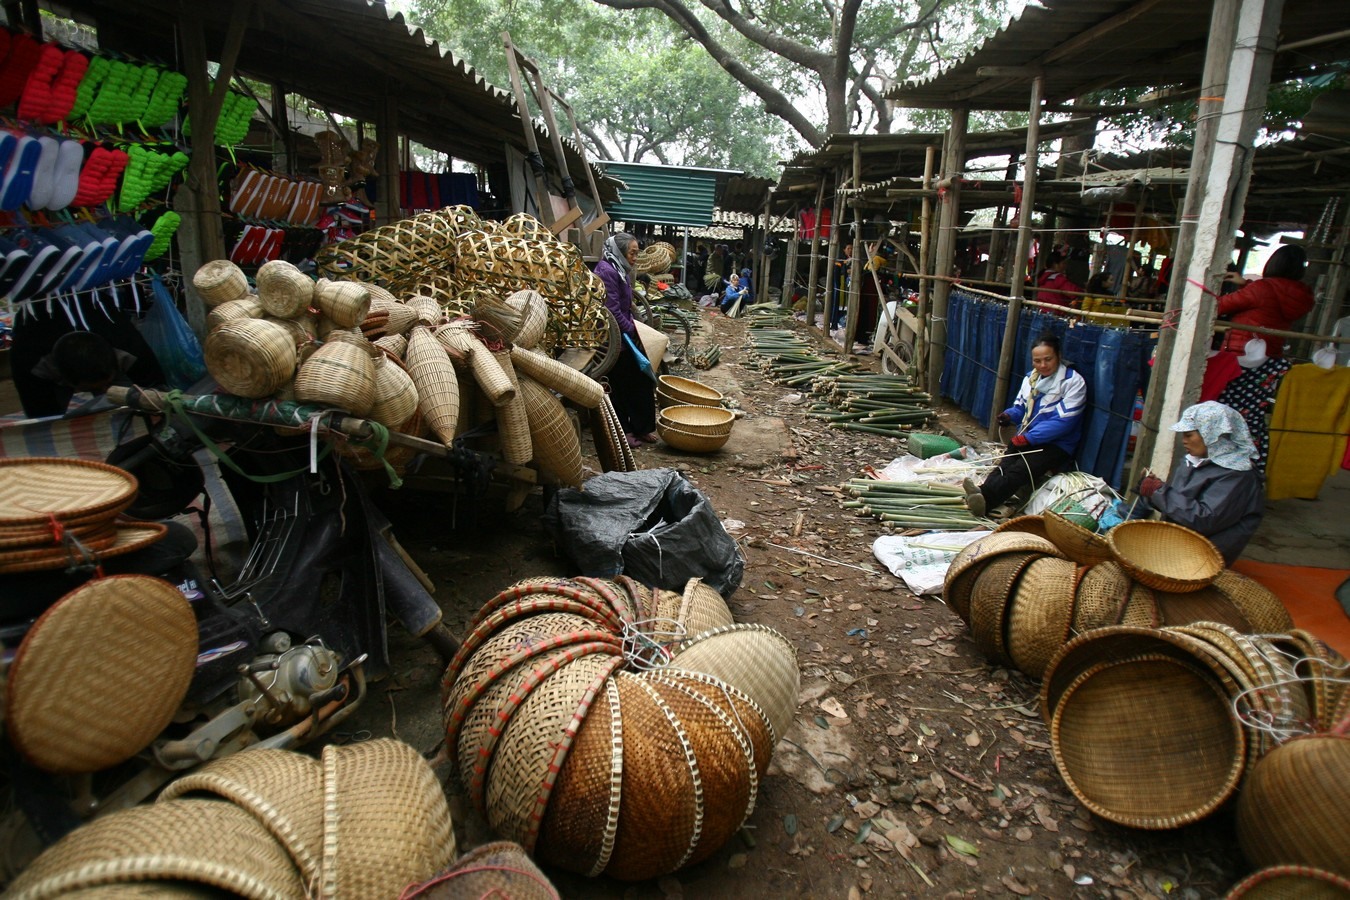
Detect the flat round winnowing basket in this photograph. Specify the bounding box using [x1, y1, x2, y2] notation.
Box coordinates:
[1156, 585, 1254, 632]
[0, 458, 137, 527]
[942, 532, 1065, 625]
[401, 841, 560, 899]
[669, 623, 799, 744]
[1107, 520, 1223, 593]
[6, 575, 197, 773]
[967, 551, 1040, 666]
[1050, 654, 1246, 830]
[657, 421, 730, 453]
[192, 259, 249, 308]
[1236, 733, 1350, 878]
[1226, 865, 1350, 899]
[321, 738, 457, 899]
[207, 295, 262, 331]
[158, 749, 324, 885]
[517, 375, 585, 487]
[1006, 556, 1078, 679]
[4, 798, 303, 900]
[991, 514, 1051, 541]
[255, 259, 314, 318]
[658, 404, 735, 437]
[657, 375, 723, 407]
[443, 577, 795, 882]
[1209, 570, 1294, 634]
[1044, 509, 1112, 565]
[0, 520, 167, 574]
[205, 318, 297, 399]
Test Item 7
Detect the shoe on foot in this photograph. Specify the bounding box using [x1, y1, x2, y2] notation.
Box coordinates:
[966, 492, 986, 518]
[962, 477, 980, 497]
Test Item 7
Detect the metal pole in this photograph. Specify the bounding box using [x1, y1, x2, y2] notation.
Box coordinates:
[926, 107, 969, 397]
[989, 77, 1043, 437]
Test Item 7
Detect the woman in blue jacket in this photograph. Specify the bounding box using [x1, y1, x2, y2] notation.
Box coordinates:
[595, 232, 656, 447]
[966, 334, 1087, 516]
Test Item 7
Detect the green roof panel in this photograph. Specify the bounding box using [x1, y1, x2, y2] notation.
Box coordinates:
[601, 162, 725, 227]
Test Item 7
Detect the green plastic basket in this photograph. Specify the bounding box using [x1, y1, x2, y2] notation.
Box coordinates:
[907, 433, 961, 459]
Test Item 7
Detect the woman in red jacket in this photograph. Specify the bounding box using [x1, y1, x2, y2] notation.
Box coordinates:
[1217, 245, 1313, 357]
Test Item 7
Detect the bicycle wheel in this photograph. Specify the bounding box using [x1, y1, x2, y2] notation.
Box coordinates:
[879, 333, 914, 375]
[657, 304, 694, 359]
[580, 308, 622, 380]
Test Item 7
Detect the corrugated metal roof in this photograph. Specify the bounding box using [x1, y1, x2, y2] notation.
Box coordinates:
[886, 0, 1350, 111]
[719, 175, 775, 213]
[598, 161, 741, 226]
[46, 0, 619, 202]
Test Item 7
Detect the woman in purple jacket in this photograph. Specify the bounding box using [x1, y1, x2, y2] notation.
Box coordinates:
[594, 232, 656, 447]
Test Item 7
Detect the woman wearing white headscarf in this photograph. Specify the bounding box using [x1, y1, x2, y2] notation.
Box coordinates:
[594, 232, 656, 447]
[1138, 401, 1265, 565]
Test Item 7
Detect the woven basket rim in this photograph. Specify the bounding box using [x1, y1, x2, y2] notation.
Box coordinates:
[659, 405, 735, 436]
[657, 374, 723, 403]
[657, 422, 730, 453]
[1227, 864, 1350, 899]
[0, 520, 168, 575]
[0, 457, 139, 526]
[1044, 509, 1112, 564]
[1106, 520, 1224, 593]
[1006, 556, 1078, 679]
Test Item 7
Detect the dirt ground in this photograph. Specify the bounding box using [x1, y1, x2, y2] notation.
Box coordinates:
[350, 310, 1246, 899]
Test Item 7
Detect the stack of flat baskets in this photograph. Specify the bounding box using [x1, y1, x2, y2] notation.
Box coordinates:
[657, 374, 723, 409]
[441, 575, 799, 881]
[657, 404, 735, 453]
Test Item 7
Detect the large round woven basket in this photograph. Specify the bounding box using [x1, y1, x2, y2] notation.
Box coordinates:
[366, 354, 420, 428]
[4, 798, 303, 900]
[1236, 733, 1350, 878]
[967, 551, 1040, 667]
[1226, 865, 1350, 899]
[658, 421, 730, 453]
[1005, 555, 1078, 679]
[192, 259, 250, 308]
[401, 841, 560, 899]
[207, 296, 262, 332]
[992, 514, 1051, 541]
[1209, 571, 1294, 634]
[1044, 509, 1112, 566]
[657, 375, 723, 407]
[942, 532, 1065, 625]
[205, 318, 297, 399]
[1072, 560, 1134, 634]
[1050, 653, 1246, 830]
[442, 577, 796, 882]
[293, 334, 376, 416]
[1107, 520, 1223, 593]
[658, 404, 735, 437]
[1156, 585, 1254, 632]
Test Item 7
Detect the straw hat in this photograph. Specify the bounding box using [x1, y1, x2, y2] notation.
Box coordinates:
[7, 575, 196, 773]
[1107, 520, 1223, 593]
[1050, 654, 1246, 830]
[5, 798, 303, 900]
[1005, 556, 1078, 679]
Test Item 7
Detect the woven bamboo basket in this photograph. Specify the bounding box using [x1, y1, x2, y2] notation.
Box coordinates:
[1117, 582, 1160, 627]
[293, 334, 376, 416]
[373, 333, 407, 359]
[635, 242, 676, 276]
[501, 212, 556, 243]
[406, 295, 444, 327]
[442, 577, 793, 881]
[677, 578, 734, 638]
[657, 375, 722, 407]
[402, 841, 559, 899]
[255, 259, 314, 318]
[1210, 570, 1294, 634]
[669, 623, 799, 743]
[1107, 520, 1223, 593]
[1156, 585, 1254, 632]
[508, 346, 604, 409]
[313, 279, 371, 328]
[517, 376, 585, 487]
[0, 458, 138, 527]
[1050, 653, 1246, 829]
[366, 354, 419, 427]
[1006, 556, 1078, 679]
[263, 316, 317, 367]
[207, 295, 263, 332]
[507, 289, 549, 349]
[1044, 509, 1112, 565]
[1227, 865, 1350, 899]
[492, 350, 534, 465]
[992, 514, 1052, 541]
[406, 327, 461, 446]
[967, 551, 1040, 666]
[204, 318, 297, 399]
[657, 421, 730, 453]
[437, 326, 517, 408]
[1237, 733, 1350, 877]
[942, 532, 1065, 625]
[1072, 560, 1134, 634]
[192, 259, 250, 308]
[4, 798, 304, 899]
[658, 404, 734, 437]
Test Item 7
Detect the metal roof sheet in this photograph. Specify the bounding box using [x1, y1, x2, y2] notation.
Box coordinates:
[598, 161, 742, 226]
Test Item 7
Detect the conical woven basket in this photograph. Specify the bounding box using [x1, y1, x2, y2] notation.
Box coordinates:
[507, 289, 549, 349]
[255, 259, 314, 318]
[406, 327, 461, 445]
[517, 376, 585, 487]
[207, 296, 262, 332]
[492, 350, 534, 465]
[406, 295, 444, 327]
[204, 318, 297, 399]
[1051, 654, 1246, 830]
[192, 259, 250, 308]
[1005, 555, 1078, 679]
[367, 354, 420, 427]
[313, 279, 371, 328]
[509, 346, 604, 409]
[294, 336, 376, 416]
[437, 325, 517, 408]
[1107, 520, 1223, 593]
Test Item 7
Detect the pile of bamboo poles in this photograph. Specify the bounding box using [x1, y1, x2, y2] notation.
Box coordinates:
[806, 374, 935, 439]
[843, 478, 988, 530]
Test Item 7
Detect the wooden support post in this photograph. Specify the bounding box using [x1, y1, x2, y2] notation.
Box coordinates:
[1146, 0, 1284, 480]
[780, 209, 799, 308]
[915, 145, 937, 388]
[926, 107, 969, 396]
[823, 166, 844, 341]
[804, 178, 827, 328]
[758, 189, 773, 305]
[1313, 191, 1350, 339]
[501, 32, 555, 227]
[269, 84, 297, 176]
[375, 88, 400, 226]
[845, 141, 865, 350]
[989, 77, 1043, 437]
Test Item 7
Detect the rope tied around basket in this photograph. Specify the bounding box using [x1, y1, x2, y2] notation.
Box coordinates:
[620, 617, 684, 671]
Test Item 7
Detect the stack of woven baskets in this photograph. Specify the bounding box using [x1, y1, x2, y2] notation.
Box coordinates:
[441, 576, 799, 881]
[943, 515, 1295, 680]
[194, 253, 629, 488]
[6, 740, 457, 899]
[655, 375, 732, 452]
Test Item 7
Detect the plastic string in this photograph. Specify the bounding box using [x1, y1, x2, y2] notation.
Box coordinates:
[620, 617, 685, 671]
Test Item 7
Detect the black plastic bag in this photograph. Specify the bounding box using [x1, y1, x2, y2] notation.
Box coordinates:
[542, 468, 744, 597]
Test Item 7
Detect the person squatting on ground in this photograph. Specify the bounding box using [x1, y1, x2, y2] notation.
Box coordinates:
[966, 334, 1087, 517]
[720, 272, 750, 314]
[1137, 401, 1265, 566]
[594, 232, 657, 448]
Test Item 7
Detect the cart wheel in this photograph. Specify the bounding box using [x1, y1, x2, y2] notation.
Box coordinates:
[581, 309, 622, 380]
[880, 337, 914, 375]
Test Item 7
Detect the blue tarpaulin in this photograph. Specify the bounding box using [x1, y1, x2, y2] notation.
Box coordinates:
[941, 290, 1155, 489]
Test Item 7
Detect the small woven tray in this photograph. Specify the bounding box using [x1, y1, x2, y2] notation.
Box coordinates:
[1107, 520, 1223, 593]
[0, 458, 138, 526]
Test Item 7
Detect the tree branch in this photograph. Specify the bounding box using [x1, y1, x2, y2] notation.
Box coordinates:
[700, 0, 833, 74]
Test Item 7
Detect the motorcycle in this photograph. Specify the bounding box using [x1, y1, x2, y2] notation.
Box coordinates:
[0, 385, 456, 874]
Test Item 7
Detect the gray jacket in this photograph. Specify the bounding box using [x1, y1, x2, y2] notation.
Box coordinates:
[1146, 460, 1264, 565]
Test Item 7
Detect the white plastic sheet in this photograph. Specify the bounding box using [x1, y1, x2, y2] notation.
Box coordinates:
[872, 530, 992, 596]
